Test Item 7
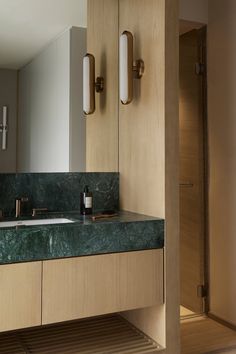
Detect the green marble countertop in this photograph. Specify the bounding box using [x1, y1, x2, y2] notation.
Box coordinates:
[0, 211, 164, 265]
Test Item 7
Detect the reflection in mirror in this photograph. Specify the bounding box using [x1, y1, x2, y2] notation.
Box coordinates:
[0, 0, 87, 173]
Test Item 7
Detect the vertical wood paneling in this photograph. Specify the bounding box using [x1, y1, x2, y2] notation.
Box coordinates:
[119, 0, 165, 218]
[165, 1, 180, 353]
[86, 0, 119, 172]
[119, 0, 179, 352]
[208, 0, 236, 326]
[86, 0, 179, 351]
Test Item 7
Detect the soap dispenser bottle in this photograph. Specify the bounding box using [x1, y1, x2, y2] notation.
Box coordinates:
[80, 186, 93, 215]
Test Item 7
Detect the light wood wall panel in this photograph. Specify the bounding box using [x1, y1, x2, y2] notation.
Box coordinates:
[0, 262, 42, 332]
[165, 1, 180, 352]
[42, 250, 163, 325]
[208, 0, 236, 326]
[119, 0, 165, 218]
[119, 0, 179, 352]
[86, 0, 119, 172]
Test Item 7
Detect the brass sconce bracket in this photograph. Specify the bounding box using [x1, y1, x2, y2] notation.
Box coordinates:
[95, 77, 104, 92]
[133, 59, 145, 79]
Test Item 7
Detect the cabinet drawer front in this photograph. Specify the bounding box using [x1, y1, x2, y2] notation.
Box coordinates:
[42, 249, 163, 325]
[0, 262, 42, 332]
[118, 250, 164, 310]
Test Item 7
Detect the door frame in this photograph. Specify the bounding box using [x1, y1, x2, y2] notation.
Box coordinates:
[200, 26, 210, 314]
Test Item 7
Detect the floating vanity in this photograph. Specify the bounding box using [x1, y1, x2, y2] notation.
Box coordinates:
[0, 211, 164, 332]
[0, 211, 164, 263]
[0, 173, 164, 334]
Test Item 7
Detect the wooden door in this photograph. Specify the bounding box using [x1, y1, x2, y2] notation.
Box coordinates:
[179, 29, 207, 313]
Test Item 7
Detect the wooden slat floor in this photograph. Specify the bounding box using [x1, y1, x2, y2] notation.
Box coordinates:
[0, 314, 163, 354]
[181, 316, 236, 354]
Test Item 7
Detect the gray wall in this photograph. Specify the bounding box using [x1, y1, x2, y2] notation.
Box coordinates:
[0, 69, 17, 172]
[70, 27, 86, 171]
[18, 27, 86, 172]
[179, 0, 208, 23]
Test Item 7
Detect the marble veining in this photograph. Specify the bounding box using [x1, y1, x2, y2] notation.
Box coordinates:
[0, 173, 119, 217]
[0, 211, 164, 264]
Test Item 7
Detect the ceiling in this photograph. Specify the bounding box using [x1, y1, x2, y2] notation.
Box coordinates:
[179, 19, 205, 36]
[0, 0, 87, 69]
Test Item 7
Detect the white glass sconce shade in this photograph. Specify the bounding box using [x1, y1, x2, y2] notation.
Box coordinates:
[83, 54, 104, 115]
[0, 106, 8, 150]
[119, 31, 144, 105]
[119, 31, 133, 105]
[83, 54, 95, 115]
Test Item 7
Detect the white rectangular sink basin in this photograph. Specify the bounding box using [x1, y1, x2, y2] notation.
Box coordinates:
[0, 218, 74, 228]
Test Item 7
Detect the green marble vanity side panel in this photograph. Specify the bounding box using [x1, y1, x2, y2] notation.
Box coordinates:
[0, 173, 119, 217]
[0, 212, 164, 265]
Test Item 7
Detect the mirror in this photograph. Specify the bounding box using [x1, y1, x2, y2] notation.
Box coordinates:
[0, 0, 87, 173]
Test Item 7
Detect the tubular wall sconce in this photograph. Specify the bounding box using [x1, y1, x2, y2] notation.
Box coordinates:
[83, 53, 104, 115]
[119, 31, 144, 105]
[0, 106, 8, 150]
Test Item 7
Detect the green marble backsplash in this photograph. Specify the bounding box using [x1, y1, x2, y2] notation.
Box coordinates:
[0, 173, 119, 217]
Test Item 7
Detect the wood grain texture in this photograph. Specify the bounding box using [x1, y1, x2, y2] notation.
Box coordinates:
[86, 0, 119, 172]
[181, 317, 236, 354]
[164, 0, 180, 353]
[119, 0, 179, 352]
[42, 250, 163, 325]
[179, 30, 205, 314]
[208, 0, 236, 326]
[0, 262, 42, 332]
[119, 0, 165, 218]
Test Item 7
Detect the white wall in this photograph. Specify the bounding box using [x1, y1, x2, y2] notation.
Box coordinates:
[18, 27, 86, 172]
[0, 69, 17, 172]
[0, 0, 87, 69]
[208, 0, 236, 325]
[179, 0, 208, 24]
[18, 30, 70, 172]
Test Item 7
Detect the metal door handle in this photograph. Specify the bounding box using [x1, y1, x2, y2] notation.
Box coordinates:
[179, 182, 194, 187]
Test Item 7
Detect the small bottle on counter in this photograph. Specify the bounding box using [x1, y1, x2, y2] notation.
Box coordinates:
[80, 186, 93, 215]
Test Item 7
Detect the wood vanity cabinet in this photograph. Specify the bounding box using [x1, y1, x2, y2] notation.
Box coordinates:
[42, 249, 164, 325]
[0, 250, 163, 331]
[0, 262, 42, 332]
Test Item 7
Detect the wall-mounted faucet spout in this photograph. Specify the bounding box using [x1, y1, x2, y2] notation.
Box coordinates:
[15, 197, 29, 218]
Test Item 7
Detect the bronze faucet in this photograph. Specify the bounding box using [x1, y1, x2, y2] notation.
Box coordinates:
[32, 208, 48, 217]
[15, 197, 29, 218]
